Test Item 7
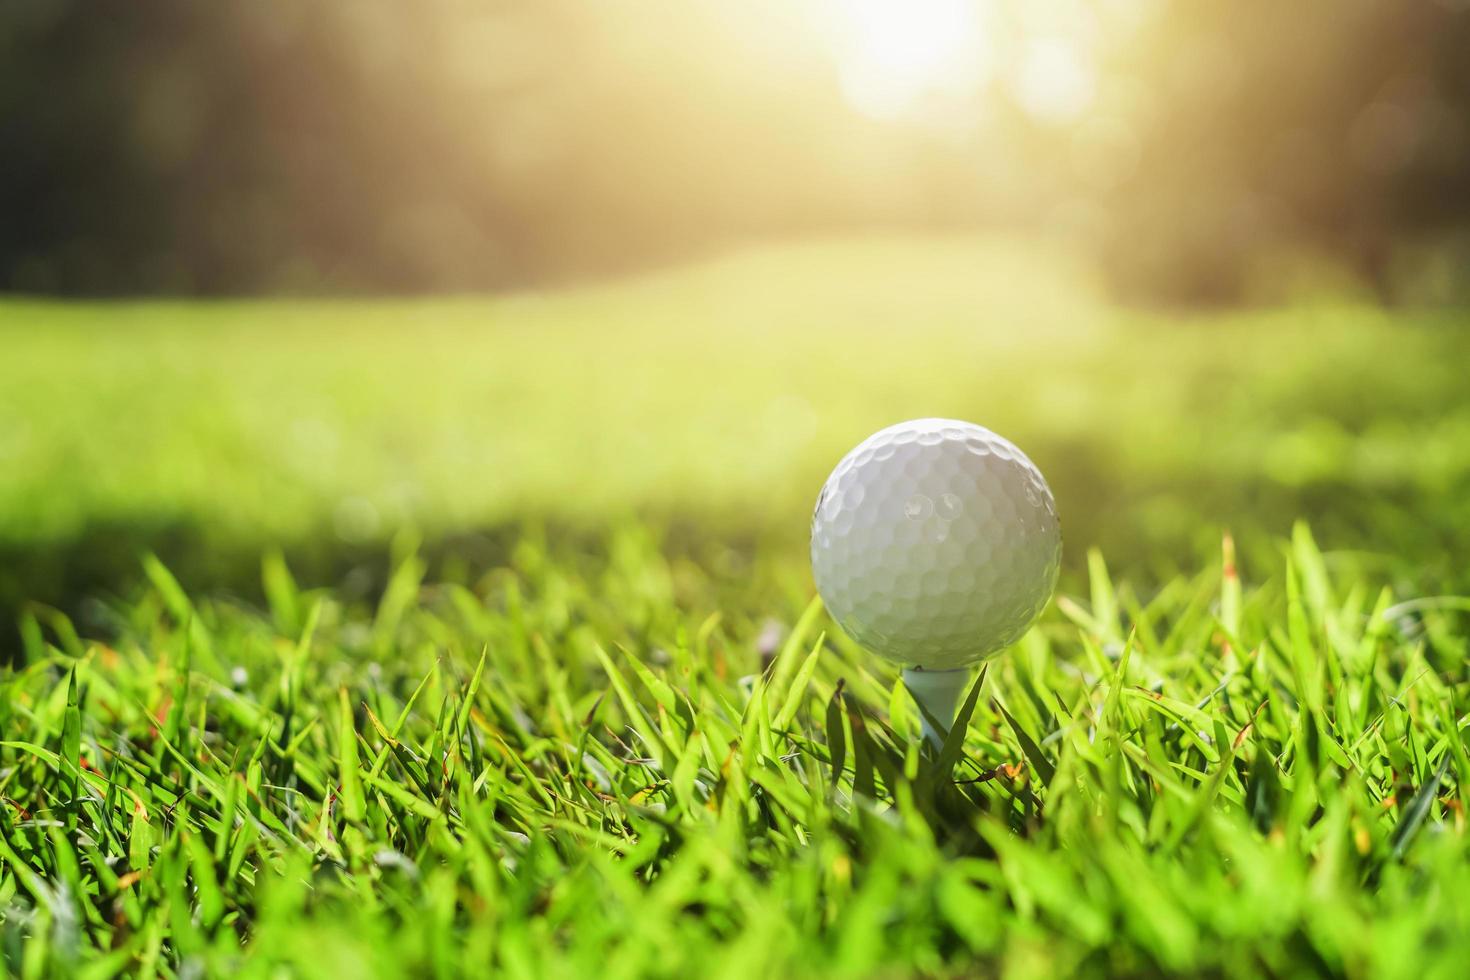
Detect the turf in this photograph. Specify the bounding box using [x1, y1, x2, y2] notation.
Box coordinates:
[5, 237, 1470, 603]
[3, 237, 1470, 977]
[8, 526, 1470, 978]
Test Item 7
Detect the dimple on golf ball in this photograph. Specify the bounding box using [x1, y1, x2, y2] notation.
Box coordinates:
[810, 418, 1061, 670]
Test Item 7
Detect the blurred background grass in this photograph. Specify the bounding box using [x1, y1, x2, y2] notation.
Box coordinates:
[4, 236, 1469, 648]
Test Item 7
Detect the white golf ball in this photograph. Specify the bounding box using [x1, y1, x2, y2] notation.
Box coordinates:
[810, 418, 1061, 670]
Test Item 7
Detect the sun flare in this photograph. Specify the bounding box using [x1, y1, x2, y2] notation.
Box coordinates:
[818, 0, 991, 120]
[810, 0, 1109, 126]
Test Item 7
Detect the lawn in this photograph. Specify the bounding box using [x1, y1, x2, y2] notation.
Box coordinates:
[3, 237, 1470, 977]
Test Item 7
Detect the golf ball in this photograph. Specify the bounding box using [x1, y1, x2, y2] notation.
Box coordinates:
[810, 419, 1061, 670]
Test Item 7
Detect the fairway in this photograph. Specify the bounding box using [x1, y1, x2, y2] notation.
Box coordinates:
[4, 237, 1470, 977]
[5, 238, 1469, 607]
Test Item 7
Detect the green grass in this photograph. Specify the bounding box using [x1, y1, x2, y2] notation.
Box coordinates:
[4, 237, 1470, 608]
[7, 525, 1470, 977]
[3, 236, 1470, 976]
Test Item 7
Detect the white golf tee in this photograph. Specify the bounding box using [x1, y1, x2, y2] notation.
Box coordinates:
[902, 667, 969, 747]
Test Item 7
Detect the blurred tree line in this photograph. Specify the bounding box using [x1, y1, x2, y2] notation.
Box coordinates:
[1, 0, 1467, 303]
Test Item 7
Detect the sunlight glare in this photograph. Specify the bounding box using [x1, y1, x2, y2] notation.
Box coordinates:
[821, 0, 990, 121]
[1014, 38, 1096, 124]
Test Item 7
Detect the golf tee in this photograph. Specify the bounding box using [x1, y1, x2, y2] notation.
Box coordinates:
[902, 667, 969, 748]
